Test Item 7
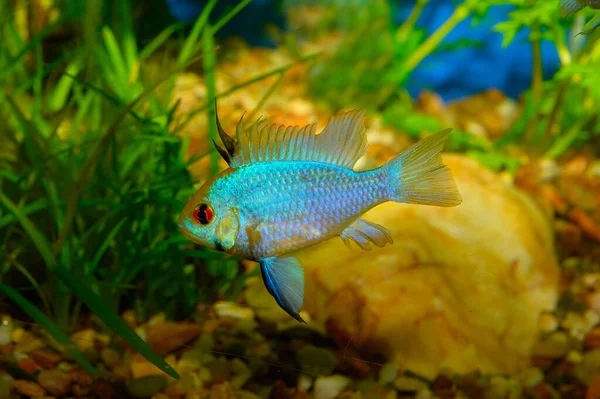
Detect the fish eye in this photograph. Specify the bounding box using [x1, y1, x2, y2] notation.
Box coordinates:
[193, 203, 214, 225]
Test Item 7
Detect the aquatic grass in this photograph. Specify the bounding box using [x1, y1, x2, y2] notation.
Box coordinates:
[0, 0, 272, 380]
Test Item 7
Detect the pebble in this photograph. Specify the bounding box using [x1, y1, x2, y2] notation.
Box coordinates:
[587, 373, 600, 399]
[101, 348, 121, 369]
[38, 368, 72, 396]
[531, 332, 571, 359]
[313, 375, 350, 399]
[210, 381, 238, 399]
[394, 375, 428, 392]
[30, 349, 62, 369]
[0, 315, 13, 345]
[378, 363, 399, 385]
[297, 374, 313, 392]
[0, 372, 13, 399]
[516, 368, 543, 388]
[126, 375, 167, 398]
[12, 379, 46, 396]
[230, 358, 252, 389]
[214, 301, 256, 320]
[576, 350, 600, 385]
[296, 345, 338, 376]
[537, 313, 558, 334]
[146, 322, 201, 356]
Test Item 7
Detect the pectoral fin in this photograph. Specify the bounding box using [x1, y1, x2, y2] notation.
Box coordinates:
[216, 208, 240, 251]
[259, 256, 305, 323]
[340, 218, 393, 251]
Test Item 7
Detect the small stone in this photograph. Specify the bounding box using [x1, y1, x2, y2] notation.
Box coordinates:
[587, 373, 600, 399]
[296, 346, 338, 376]
[394, 375, 428, 392]
[313, 375, 350, 399]
[126, 375, 167, 399]
[297, 374, 313, 392]
[146, 322, 201, 356]
[92, 379, 121, 399]
[531, 332, 571, 359]
[230, 358, 252, 389]
[378, 363, 399, 385]
[0, 315, 13, 345]
[122, 309, 138, 328]
[17, 356, 40, 373]
[567, 350, 584, 364]
[12, 379, 46, 396]
[38, 368, 72, 396]
[537, 313, 558, 334]
[214, 301, 256, 320]
[210, 381, 238, 399]
[585, 291, 600, 314]
[575, 350, 600, 385]
[101, 348, 121, 369]
[516, 368, 543, 388]
[585, 328, 600, 351]
[13, 329, 44, 353]
[71, 329, 96, 352]
[30, 350, 62, 369]
[0, 372, 14, 399]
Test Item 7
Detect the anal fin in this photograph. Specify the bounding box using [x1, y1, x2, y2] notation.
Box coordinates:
[259, 256, 305, 323]
[340, 218, 393, 251]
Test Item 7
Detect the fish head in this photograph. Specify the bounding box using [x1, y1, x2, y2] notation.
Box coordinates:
[178, 176, 240, 252]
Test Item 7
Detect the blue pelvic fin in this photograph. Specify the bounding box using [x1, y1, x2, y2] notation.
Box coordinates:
[384, 128, 462, 207]
[559, 0, 585, 15]
[340, 218, 393, 251]
[259, 256, 305, 323]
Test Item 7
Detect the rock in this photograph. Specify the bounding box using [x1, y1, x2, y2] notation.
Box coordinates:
[0, 372, 13, 399]
[230, 358, 253, 389]
[210, 381, 238, 399]
[12, 379, 46, 396]
[313, 375, 350, 399]
[92, 379, 122, 399]
[17, 356, 40, 374]
[537, 313, 558, 334]
[100, 348, 121, 369]
[531, 332, 571, 359]
[29, 349, 62, 369]
[131, 353, 177, 379]
[38, 368, 72, 396]
[394, 375, 428, 392]
[378, 362, 400, 385]
[576, 350, 600, 385]
[126, 375, 167, 399]
[297, 155, 559, 378]
[296, 346, 338, 376]
[214, 301, 256, 321]
[12, 328, 44, 353]
[0, 315, 13, 345]
[70, 329, 97, 352]
[297, 374, 313, 392]
[587, 373, 600, 399]
[146, 322, 201, 356]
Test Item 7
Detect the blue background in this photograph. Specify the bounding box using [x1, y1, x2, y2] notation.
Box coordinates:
[164, 0, 562, 101]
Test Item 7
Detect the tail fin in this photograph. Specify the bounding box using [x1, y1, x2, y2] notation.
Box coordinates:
[559, 0, 585, 16]
[384, 128, 462, 207]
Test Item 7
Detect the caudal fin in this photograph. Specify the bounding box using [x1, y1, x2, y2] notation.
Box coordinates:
[385, 128, 462, 207]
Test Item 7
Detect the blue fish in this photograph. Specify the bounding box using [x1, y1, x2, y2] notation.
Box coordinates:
[178, 107, 462, 322]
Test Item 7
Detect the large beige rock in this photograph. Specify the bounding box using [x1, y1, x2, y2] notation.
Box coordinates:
[295, 154, 559, 378]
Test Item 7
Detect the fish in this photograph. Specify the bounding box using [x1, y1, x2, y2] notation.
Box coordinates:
[560, 0, 600, 15]
[177, 106, 462, 323]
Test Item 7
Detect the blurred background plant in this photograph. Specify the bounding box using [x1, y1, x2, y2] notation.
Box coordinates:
[303, 0, 600, 169]
[0, 0, 292, 376]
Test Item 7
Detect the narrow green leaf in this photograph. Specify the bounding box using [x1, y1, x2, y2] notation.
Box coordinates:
[102, 26, 129, 85]
[211, 0, 252, 34]
[177, 0, 218, 66]
[51, 265, 180, 379]
[139, 23, 184, 62]
[0, 284, 98, 376]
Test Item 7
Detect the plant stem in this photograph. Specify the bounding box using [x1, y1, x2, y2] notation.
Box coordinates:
[404, 3, 469, 72]
[395, 0, 428, 44]
[524, 23, 543, 144]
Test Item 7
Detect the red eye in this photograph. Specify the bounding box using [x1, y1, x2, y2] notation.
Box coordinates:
[193, 203, 214, 225]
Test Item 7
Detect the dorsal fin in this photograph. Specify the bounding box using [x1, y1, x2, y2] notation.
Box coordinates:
[213, 105, 368, 169]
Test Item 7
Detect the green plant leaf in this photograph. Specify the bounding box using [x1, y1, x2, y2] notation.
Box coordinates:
[0, 284, 98, 376]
